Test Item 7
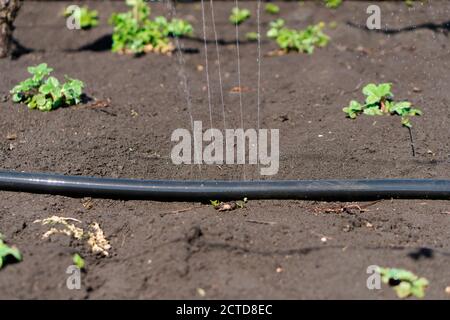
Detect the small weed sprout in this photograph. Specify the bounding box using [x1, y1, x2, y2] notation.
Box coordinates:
[10, 63, 84, 111]
[64, 5, 99, 29]
[229, 7, 251, 25]
[267, 19, 330, 54]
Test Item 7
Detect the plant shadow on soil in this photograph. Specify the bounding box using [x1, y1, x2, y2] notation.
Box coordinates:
[70, 33, 201, 55]
[10, 37, 37, 60]
[71, 33, 260, 54]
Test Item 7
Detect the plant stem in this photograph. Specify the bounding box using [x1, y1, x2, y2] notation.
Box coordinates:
[407, 126, 416, 157]
[380, 98, 386, 113]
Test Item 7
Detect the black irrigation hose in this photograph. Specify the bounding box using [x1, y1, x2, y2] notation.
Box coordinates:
[0, 171, 449, 201]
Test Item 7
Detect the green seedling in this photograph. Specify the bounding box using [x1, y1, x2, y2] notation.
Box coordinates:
[343, 83, 422, 128]
[267, 20, 330, 54]
[229, 7, 251, 25]
[73, 253, 85, 270]
[378, 267, 429, 298]
[343, 100, 364, 119]
[109, 0, 192, 54]
[343, 83, 422, 156]
[265, 3, 280, 14]
[324, 0, 343, 8]
[64, 5, 99, 29]
[245, 32, 259, 41]
[10, 63, 84, 111]
[0, 233, 22, 269]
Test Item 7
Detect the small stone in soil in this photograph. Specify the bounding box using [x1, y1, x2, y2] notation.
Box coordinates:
[6, 133, 17, 140]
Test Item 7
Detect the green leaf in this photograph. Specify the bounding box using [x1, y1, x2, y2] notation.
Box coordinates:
[401, 117, 412, 128]
[324, 0, 342, 9]
[394, 281, 412, 298]
[210, 200, 220, 208]
[378, 267, 429, 298]
[363, 106, 383, 116]
[377, 83, 392, 98]
[390, 101, 411, 115]
[265, 3, 280, 14]
[167, 18, 193, 37]
[343, 100, 363, 119]
[73, 253, 85, 270]
[39, 76, 62, 102]
[229, 7, 251, 25]
[362, 83, 393, 105]
[409, 108, 422, 116]
[0, 238, 22, 269]
[28, 63, 53, 82]
[365, 94, 381, 105]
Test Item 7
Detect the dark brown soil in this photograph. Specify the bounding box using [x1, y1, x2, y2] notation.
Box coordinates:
[0, 1, 449, 299]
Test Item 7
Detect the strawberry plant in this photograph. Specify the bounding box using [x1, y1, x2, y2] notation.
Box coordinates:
[378, 267, 429, 298]
[267, 20, 330, 54]
[64, 5, 99, 30]
[343, 83, 422, 128]
[265, 3, 280, 15]
[109, 0, 193, 55]
[229, 7, 250, 25]
[10, 63, 84, 111]
[0, 233, 22, 269]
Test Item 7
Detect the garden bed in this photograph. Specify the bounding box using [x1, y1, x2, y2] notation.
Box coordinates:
[0, 0, 449, 299]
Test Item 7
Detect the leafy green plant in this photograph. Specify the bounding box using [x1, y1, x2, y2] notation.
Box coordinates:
[265, 3, 280, 14]
[245, 32, 259, 41]
[324, 0, 343, 9]
[10, 63, 84, 112]
[343, 83, 422, 128]
[109, 0, 193, 54]
[73, 253, 85, 270]
[378, 267, 429, 298]
[0, 233, 22, 269]
[64, 5, 99, 29]
[267, 20, 330, 54]
[229, 7, 251, 25]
